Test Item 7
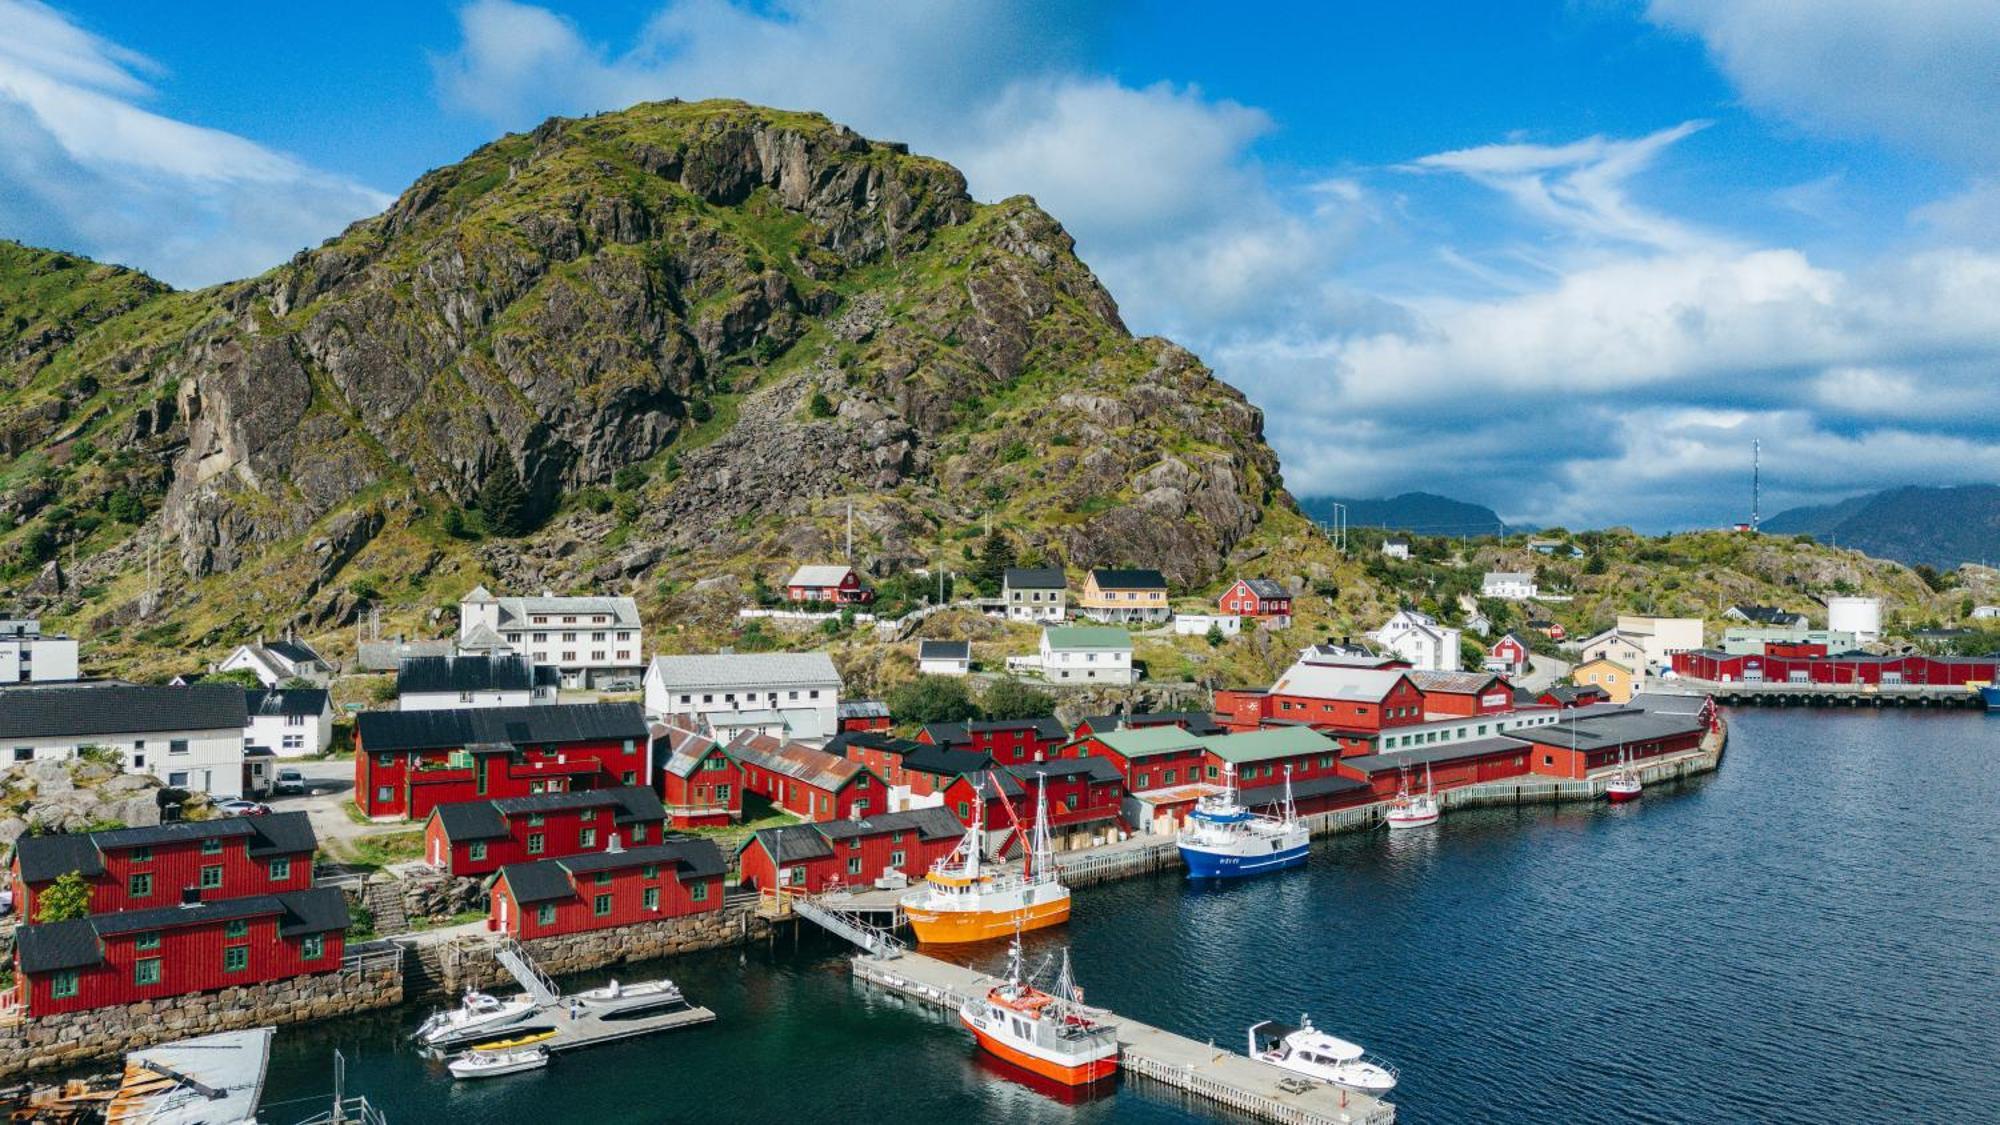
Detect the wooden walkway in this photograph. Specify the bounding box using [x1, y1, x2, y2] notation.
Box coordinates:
[540, 1002, 716, 1054]
[853, 954, 1394, 1125]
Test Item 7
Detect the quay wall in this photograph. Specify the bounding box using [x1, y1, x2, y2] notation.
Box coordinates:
[421, 900, 772, 999]
[0, 958, 403, 1080]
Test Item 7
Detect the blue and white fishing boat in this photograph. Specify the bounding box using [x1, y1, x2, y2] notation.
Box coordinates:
[1981, 683, 2000, 712]
[1177, 764, 1309, 879]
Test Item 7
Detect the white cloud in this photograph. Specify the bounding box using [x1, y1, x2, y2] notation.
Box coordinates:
[0, 0, 389, 287]
[1646, 0, 2000, 168]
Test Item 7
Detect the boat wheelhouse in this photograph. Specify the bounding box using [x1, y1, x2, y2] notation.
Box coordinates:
[901, 772, 1070, 944]
[1177, 764, 1309, 879]
[959, 939, 1118, 1086]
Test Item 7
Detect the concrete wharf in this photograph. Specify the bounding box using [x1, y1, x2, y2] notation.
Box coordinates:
[852, 953, 1394, 1125]
[1656, 679, 1984, 708]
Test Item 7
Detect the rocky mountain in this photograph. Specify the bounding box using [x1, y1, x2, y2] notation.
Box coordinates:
[0, 100, 1297, 672]
[1298, 492, 1508, 537]
[1764, 485, 2000, 570]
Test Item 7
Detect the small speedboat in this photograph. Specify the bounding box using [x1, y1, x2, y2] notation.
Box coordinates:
[413, 989, 537, 1048]
[1384, 764, 1440, 830]
[471, 1030, 558, 1052]
[1249, 1016, 1398, 1094]
[448, 1046, 549, 1080]
[573, 978, 683, 1007]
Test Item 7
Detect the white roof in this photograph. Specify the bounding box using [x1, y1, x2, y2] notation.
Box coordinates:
[788, 564, 855, 587]
[647, 651, 842, 692]
[1485, 571, 1532, 583]
[1270, 660, 1409, 702]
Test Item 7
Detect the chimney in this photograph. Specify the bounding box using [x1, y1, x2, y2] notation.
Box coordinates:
[180, 886, 202, 908]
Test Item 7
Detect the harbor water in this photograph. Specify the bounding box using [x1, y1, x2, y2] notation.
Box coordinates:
[260, 708, 2000, 1123]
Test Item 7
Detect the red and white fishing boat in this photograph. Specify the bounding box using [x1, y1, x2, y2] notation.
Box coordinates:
[1605, 746, 1642, 802]
[958, 938, 1118, 1087]
[1384, 763, 1440, 830]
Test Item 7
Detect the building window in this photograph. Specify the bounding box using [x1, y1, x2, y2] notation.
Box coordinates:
[135, 958, 162, 986]
[226, 919, 249, 938]
[643, 886, 660, 911]
[469, 842, 488, 862]
[690, 881, 708, 901]
[269, 858, 291, 881]
[129, 873, 154, 898]
[12, 747, 31, 763]
[200, 866, 223, 889]
[846, 856, 863, 875]
[302, 934, 325, 960]
[537, 904, 556, 927]
[169, 739, 189, 755]
[629, 824, 648, 844]
[579, 828, 597, 849]
[51, 970, 79, 999]
[201, 837, 223, 855]
[527, 833, 545, 855]
[224, 947, 249, 973]
[593, 893, 613, 917]
[716, 784, 731, 803]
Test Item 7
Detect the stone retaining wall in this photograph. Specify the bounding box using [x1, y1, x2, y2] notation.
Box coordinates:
[0, 961, 403, 1080]
[432, 901, 772, 997]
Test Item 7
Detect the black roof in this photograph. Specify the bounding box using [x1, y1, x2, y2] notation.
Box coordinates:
[356, 702, 646, 752]
[430, 801, 508, 842]
[13, 813, 316, 883]
[1090, 567, 1167, 590]
[1240, 772, 1369, 804]
[16, 888, 347, 974]
[397, 654, 538, 695]
[1003, 567, 1067, 589]
[898, 744, 994, 779]
[1344, 735, 1539, 773]
[1508, 710, 1707, 752]
[922, 716, 1067, 745]
[491, 785, 666, 824]
[497, 840, 727, 904]
[817, 805, 965, 843]
[0, 683, 248, 740]
[1001, 757, 1123, 784]
[1076, 711, 1223, 737]
[264, 640, 323, 665]
[744, 824, 835, 865]
[917, 640, 971, 661]
[822, 731, 925, 758]
[245, 688, 329, 717]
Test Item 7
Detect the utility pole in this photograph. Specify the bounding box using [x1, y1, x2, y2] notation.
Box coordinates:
[1752, 438, 1761, 532]
[1327, 503, 1348, 554]
[845, 502, 853, 561]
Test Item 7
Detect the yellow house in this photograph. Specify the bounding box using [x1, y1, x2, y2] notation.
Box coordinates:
[1573, 657, 1637, 704]
[1078, 568, 1170, 624]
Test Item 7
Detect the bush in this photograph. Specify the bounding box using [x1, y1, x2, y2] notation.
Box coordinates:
[207, 668, 267, 689]
[613, 465, 649, 492]
[1205, 622, 1225, 648]
[348, 576, 382, 601]
[982, 678, 1054, 721]
[689, 400, 714, 423]
[887, 675, 980, 725]
[808, 391, 834, 419]
[478, 460, 529, 537]
[576, 489, 613, 514]
[105, 490, 145, 524]
[35, 872, 91, 923]
[441, 506, 473, 539]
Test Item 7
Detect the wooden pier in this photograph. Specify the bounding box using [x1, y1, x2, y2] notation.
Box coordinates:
[853, 953, 1394, 1125]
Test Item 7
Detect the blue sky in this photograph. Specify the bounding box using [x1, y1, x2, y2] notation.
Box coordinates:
[5, 1, 2000, 531]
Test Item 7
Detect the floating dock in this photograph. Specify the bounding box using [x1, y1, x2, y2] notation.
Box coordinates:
[536, 1002, 717, 1054]
[853, 953, 1394, 1125]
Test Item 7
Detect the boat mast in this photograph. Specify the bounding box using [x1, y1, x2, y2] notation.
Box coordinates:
[1281, 764, 1297, 823]
[1030, 772, 1055, 883]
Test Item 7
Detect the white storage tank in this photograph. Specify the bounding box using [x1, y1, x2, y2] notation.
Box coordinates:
[1826, 596, 1882, 643]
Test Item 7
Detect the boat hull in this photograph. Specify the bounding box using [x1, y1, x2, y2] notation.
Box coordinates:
[906, 895, 1070, 944]
[960, 1016, 1117, 1086]
[1385, 811, 1439, 830]
[1179, 839, 1308, 879]
[1981, 684, 2000, 712]
[1605, 785, 1642, 803]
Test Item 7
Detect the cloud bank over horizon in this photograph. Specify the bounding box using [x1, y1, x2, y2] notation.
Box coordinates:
[7, 0, 2000, 533]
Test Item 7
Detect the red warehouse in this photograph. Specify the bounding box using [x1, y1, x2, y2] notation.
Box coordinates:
[1213, 662, 1427, 753]
[1510, 708, 1712, 781]
[353, 703, 651, 820]
[1218, 578, 1293, 622]
[489, 839, 726, 937]
[1672, 650, 2000, 687]
[1408, 671, 1517, 718]
[12, 887, 348, 1018]
[728, 732, 885, 821]
[653, 720, 743, 827]
[940, 758, 1125, 852]
[918, 717, 1068, 766]
[825, 731, 937, 790]
[737, 806, 964, 894]
[1343, 737, 1538, 801]
[423, 786, 668, 877]
[11, 814, 318, 919]
[837, 701, 894, 733]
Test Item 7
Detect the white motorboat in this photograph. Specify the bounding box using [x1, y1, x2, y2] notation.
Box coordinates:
[1249, 1016, 1398, 1094]
[413, 989, 538, 1048]
[572, 977, 686, 1015]
[1384, 763, 1440, 830]
[448, 1045, 549, 1080]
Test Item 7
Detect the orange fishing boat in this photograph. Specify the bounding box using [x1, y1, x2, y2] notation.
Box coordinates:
[958, 938, 1118, 1086]
[901, 771, 1070, 944]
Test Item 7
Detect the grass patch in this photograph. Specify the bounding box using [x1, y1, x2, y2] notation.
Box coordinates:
[329, 828, 426, 870]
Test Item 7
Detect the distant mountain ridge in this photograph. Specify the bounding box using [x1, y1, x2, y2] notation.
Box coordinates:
[1763, 485, 2000, 569]
[1298, 492, 1507, 537]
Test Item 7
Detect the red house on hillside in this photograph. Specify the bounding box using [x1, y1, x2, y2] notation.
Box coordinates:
[1484, 633, 1532, 677]
[11, 814, 318, 919]
[785, 565, 874, 605]
[737, 806, 964, 894]
[422, 787, 668, 877]
[652, 720, 743, 827]
[352, 703, 651, 820]
[728, 732, 885, 821]
[488, 839, 726, 938]
[918, 717, 1068, 766]
[13, 887, 348, 1018]
[1218, 578, 1293, 623]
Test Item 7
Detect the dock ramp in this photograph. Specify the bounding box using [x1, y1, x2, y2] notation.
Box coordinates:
[494, 935, 560, 1006]
[793, 896, 904, 959]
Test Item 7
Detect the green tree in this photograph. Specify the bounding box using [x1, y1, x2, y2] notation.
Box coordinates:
[279, 676, 318, 691]
[441, 506, 471, 539]
[970, 530, 1017, 596]
[982, 678, 1055, 720]
[1583, 553, 1607, 576]
[104, 490, 145, 524]
[35, 871, 91, 923]
[808, 391, 834, 418]
[614, 465, 649, 492]
[206, 667, 267, 689]
[478, 460, 529, 536]
[1205, 622, 1225, 648]
[887, 675, 980, 725]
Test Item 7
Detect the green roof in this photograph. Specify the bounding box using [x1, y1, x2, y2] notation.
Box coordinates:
[1201, 727, 1341, 765]
[1043, 626, 1132, 652]
[1088, 724, 1209, 758]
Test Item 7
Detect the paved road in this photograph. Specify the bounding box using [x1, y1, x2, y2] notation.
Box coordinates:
[264, 757, 406, 854]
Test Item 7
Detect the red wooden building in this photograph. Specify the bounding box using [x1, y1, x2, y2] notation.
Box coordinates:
[652, 719, 743, 827]
[737, 806, 965, 894]
[836, 700, 894, 733]
[785, 565, 874, 605]
[918, 717, 1068, 766]
[352, 703, 650, 820]
[727, 732, 885, 821]
[1069, 710, 1223, 739]
[1672, 650, 2000, 687]
[939, 758, 1126, 852]
[1484, 633, 1532, 677]
[1214, 663, 1427, 754]
[1407, 671, 1517, 718]
[11, 814, 318, 920]
[488, 839, 726, 938]
[13, 887, 348, 1018]
[1218, 578, 1294, 622]
[1509, 708, 1711, 780]
[1537, 683, 1610, 709]
[422, 786, 668, 877]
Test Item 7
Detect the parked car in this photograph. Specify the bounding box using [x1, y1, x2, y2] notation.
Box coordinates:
[216, 799, 272, 817]
[274, 768, 307, 796]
